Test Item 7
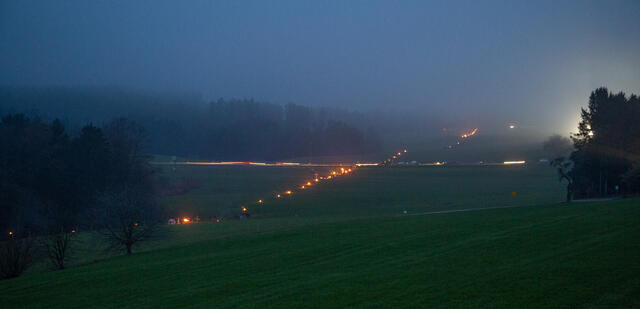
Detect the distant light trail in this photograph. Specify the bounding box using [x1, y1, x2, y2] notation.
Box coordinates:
[421, 161, 445, 166]
[460, 128, 478, 139]
[151, 161, 354, 167]
[503, 161, 526, 165]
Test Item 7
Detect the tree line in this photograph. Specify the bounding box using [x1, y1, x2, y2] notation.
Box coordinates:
[550, 87, 640, 201]
[0, 115, 158, 278]
[0, 87, 382, 161]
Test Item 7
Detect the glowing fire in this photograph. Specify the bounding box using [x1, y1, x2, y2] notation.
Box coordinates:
[183, 217, 190, 223]
[71, 229, 76, 233]
[460, 128, 478, 139]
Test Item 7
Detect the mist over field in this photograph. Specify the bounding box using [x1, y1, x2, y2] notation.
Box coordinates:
[0, 85, 547, 162]
[3, 1, 640, 144]
[2, 1, 640, 308]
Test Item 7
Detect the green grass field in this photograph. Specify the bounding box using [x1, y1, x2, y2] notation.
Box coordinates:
[157, 164, 565, 219]
[2, 199, 639, 308]
[2, 165, 638, 308]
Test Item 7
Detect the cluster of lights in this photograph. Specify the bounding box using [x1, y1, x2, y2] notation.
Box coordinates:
[381, 149, 408, 164]
[460, 128, 478, 139]
[175, 216, 203, 224]
[448, 128, 479, 150]
[236, 166, 356, 215]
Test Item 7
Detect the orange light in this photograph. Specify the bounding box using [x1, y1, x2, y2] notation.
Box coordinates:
[216, 218, 221, 222]
[241, 206, 247, 212]
[403, 149, 407, 152]
[503, 161, 526, 165]
[285, 190, 292, 195]
[327, 176, 332, 179]
[306, 181, 312, 186]
[331, 171, 336, 175]
[356, 163, 378, 167]
[258, 199, 263, 203]
[8, 231, 13, 236]
[71, 229, 76, 233]
[397, 152, 401, 156]
[134, 222, 139, 227]
[300, 185, 305, 189]
[183, 218, 190, 223]
[460, 128, 478, 139]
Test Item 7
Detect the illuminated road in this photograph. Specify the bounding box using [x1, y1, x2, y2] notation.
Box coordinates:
[150, 161, 371, 167]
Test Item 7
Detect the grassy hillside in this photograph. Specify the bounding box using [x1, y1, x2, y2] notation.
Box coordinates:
[2, 199, 638, 308]
[156, 164, 565, 219]
[21, 165, 565, 275]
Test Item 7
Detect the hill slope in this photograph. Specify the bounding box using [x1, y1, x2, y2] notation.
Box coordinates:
[1, 199, 639, 308]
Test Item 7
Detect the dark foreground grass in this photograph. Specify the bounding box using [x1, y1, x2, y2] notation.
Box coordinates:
[2, 199, 638, 308]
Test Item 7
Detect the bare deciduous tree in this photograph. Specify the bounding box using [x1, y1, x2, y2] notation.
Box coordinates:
[40, 230, 74, 270]
[551, 157, 575, 203]
[98, 185, 159, 255]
